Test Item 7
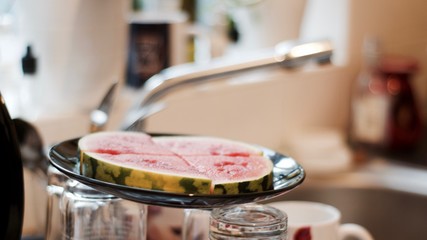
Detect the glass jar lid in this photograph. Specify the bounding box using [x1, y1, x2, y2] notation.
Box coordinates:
[209, 203, 287, 239]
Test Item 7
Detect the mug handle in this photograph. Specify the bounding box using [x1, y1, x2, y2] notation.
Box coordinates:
[339, 223, 374, 240]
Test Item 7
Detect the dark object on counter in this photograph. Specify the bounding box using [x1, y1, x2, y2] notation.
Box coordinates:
[0, 91, 25, 240]
[126, 22, 170, 88]
[350, 52, 423, 153]
[380, 56, 423, 151]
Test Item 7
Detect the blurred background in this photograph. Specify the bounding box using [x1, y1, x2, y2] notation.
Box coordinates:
[1, 0, 425, 151]
[1, 0, 427, 239]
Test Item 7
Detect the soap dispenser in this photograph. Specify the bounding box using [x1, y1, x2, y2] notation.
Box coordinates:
[0, 91, 25, 240]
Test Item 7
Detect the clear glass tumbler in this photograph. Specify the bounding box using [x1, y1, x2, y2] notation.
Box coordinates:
[60, 180, 147, 240]
[45, 164, 69, 240]
[209, 203, 287, 240]
[182, 209, 212, 240]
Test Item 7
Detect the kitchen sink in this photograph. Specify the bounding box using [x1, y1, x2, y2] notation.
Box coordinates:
[265, 158, 427, 240]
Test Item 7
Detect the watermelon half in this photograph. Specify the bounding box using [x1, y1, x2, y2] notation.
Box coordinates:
[78, 131, 273, 195]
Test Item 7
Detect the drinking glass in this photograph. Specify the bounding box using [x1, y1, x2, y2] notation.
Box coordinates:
[182, 203, 287, 240]
[182, 209, 212, 240]
[45, 165, 69, 240]
[60, 180, 147, 240]
[209, 203, 287, 240]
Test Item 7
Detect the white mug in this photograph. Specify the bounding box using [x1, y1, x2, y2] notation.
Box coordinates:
[268, 201, 374, 240]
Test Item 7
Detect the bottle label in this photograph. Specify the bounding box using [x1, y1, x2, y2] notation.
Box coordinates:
[352, 94, 390, 144]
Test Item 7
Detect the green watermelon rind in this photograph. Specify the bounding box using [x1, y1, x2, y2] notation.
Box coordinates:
[80, 151, 212, 194]
[212, 173, 273, 195]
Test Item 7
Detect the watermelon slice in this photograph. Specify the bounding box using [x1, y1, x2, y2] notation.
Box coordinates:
[78, 131, 273, 194]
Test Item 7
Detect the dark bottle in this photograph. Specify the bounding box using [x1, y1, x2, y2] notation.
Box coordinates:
[379, 55, 423, 151]
[0, 91, 24, 239]
[350, 53, 423, 154]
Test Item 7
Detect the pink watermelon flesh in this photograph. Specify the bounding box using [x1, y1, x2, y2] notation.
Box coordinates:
[86, 152, 201, 175]
[183, 155, 272, 184]
[79, 131, 180, 156]
[153, 136, 262, 157]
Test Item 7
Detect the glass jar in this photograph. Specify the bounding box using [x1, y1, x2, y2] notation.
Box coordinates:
[209, 203, 287, 240]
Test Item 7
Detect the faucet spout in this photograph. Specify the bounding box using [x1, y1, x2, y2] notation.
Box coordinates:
[124, 40, 333, 131]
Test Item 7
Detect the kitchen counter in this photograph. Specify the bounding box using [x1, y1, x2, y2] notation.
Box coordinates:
[301, 156, 427, 196]
[267, 154, 427, 240]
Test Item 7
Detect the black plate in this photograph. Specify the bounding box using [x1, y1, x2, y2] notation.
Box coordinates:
[48, 134, 305, 208]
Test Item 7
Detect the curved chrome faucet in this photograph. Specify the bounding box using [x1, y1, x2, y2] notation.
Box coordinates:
[124, 40, 333, 130]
